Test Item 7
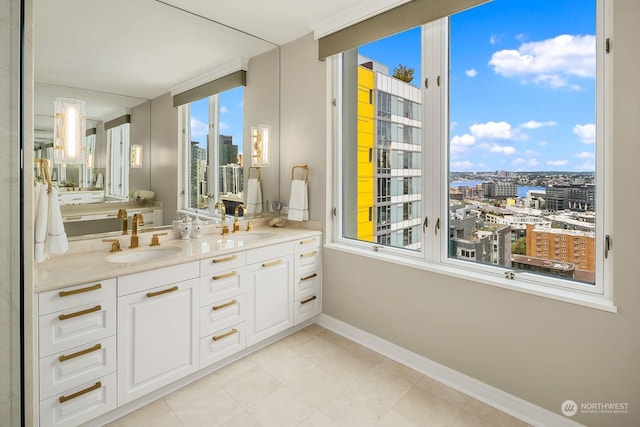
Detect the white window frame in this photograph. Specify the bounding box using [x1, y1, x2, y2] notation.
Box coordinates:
[326, 0, 615, 312]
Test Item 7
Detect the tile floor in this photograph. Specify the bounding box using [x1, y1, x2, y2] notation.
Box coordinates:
[108, 324, 529, 427]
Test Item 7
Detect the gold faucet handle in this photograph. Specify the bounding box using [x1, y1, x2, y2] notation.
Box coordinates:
[150, 232, 168, 247]
[232, 218, 240, 233]
[246, 221, 253, 231]
[102, 239, 121, 253]
[216, 224, 229, 235]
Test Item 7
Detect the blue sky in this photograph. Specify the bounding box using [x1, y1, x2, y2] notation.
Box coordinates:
[359, 0, 597, 173]
[189, 86, 244, 152]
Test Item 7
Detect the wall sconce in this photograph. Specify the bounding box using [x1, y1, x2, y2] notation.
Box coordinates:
[250, 124, 270, 167]
[130, 144, 143, 168]
[53, 98, 86, 164]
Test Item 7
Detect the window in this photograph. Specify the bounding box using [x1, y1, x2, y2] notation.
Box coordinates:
[181, 86, 244, 215]
[106, 123, 130, 199]
[333, 0, 611, 301]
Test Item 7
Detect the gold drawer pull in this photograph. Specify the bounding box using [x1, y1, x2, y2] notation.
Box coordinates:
[300, 295, 317, 305]
[146, 286, 179, 298]
[64, 216, 83, 220]
[212, 328, 238, 341]
[59, 343, 102, 363]
[299, 238, 316, 245]
[262, 259, 282, 268]
[300, 251, 317, 258]
[58, 305, 101, 321]
[212, 255, 237, 264]
[59, 283, 102, 297]
[212, 271, 238, 281]
[300, 273, 317, 282]
[212, 299, 238, 311]
[59, 381, 102, 404]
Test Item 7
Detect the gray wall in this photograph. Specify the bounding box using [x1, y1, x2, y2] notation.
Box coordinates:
[278, 3, 640, 426]
[129, 100, 152, 192]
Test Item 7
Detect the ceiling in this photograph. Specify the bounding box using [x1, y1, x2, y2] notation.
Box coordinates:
[34, 0, 407, 124]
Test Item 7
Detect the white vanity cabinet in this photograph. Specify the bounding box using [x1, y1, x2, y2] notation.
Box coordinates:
[198, 252, 248, 368]
[294, 235, 322, 324]
[37, 279, 117, 427]
[245, 242, 295, 346]
[117, 262, 199, 405]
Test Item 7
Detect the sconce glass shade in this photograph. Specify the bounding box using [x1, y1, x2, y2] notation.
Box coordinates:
[130, 144, 143, 168]
[250, 124, 270, 167]
[53, 98, 86, 164]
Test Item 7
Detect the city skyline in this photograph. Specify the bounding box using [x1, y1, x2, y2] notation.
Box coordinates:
[189, 86, 244, 152]
[359, 0, 597, 173]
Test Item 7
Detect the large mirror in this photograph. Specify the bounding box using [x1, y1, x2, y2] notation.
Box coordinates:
[34, 0, 279, 238]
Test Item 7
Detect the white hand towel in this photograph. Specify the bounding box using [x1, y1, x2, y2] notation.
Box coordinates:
[34, 184, 49, 263]
[47, 187, 69, 255]
[288, 180, 308, 221]
[246, 178, 263, 214]
[95, 172, 104, 189]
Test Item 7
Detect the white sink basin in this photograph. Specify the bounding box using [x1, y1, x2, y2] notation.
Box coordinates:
[106, 246, 182, 264]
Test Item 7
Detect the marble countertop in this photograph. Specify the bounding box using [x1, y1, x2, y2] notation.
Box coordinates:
[35, 224, 321, 293]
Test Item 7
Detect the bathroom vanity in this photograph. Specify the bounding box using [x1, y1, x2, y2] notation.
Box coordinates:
[34, 225, 321, 427]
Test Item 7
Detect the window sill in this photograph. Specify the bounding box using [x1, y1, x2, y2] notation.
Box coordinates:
[324, 242, 617, 313]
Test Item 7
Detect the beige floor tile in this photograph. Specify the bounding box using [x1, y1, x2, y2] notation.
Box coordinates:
[391, 384, 468, 427]
[317, 329, 355, 349]
[220, 411, 263, 427]
[319, 384, 397, 426]
[289, 334, 343, 365]
[371, 358, 424, 385]
[454, 399, 528, 427]
[219, 364, 285, 409]
[247, 387, 316, 427]
[314, 346, 379, 384]
[414, 375, 471, 406]
[281, 324, 326, 347]
[354, 362, 416, 409]
[166, 378, 243, 427]
[106, 398, 177, 427]
[278, 362, 351, 408]
[210, 357, 259, 386]
[250, 342, 317, 384]
[297, 410, 341, 427]
[378, 410, 420, 427]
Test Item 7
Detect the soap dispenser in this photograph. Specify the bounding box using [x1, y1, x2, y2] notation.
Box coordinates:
[191, 217, 203, 239]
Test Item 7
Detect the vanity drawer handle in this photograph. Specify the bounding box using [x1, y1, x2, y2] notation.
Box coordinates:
[300, 295, 317, 305]
[212, 271, 238, 281]
[59, 343, 102, 363]
[212, 299, 237, 311]
[300, 273, 317, 282]
[64, 216, 83, 221]
[212, 255, 237, 264]
[146, 286, 179, 298]
[59, 381, 101, 404]
[59, 283, 102, 297]
[299, 238, 316, 245]
[212, 328, 238, 341]
[58, 305, 101, 321]
[262, 259, 282, 268]
[300, 251, 317, 258]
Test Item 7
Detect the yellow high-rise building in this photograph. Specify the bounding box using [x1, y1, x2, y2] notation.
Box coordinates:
[356, 65, 375, 242]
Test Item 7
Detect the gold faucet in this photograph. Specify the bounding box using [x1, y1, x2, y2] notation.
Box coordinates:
[118, 208, 128, 235]
[150, 232, 168, 247]
[129, 213, 145, 248]
[233, 205, 245, 233]
[214, 201, 226, 222]
[102, 239, 121, 253]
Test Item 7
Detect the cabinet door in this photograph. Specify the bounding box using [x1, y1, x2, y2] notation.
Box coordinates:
[117, 279, 198, 404]
[246, 255, 294, 346]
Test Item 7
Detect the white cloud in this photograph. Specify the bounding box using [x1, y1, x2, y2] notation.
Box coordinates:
[450, 121, 459, 131]
[520, 120, 557, 129]
[220, 106, 229, 114]
[528, 158, 540, 167]
[190, 118, 208, 138]
[547, 159, 568, 167]
[515, 33, 527, 41]
[219, 121, 230, 132]
[575, 160, 596, 171]
[490, 34, 499, 45]
[466, 69, 478, 77]
[470, 121, 513, 140]
[512, 158, 525, 166]
[539, 141, 548, 146]
[450, 134, 476, 154]
[573, 123, 596, 144]
[489, 34, 595, 89]
[575, 151, 595, 159]
[488, 144, 516, 155]
[525, 150, 541, 157]
[451, 160, 475, 171]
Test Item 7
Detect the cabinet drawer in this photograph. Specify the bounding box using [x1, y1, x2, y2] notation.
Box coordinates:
[294, 271, 320, 301]
[295, 248, 321, 274]
[39, 298, 116, 357]
[39, 279, 116, 316]
[295, 234, 321, 249]
[199, 269, 244, 305]
[246, 242, 294, 265]
[117, 261, 199, 296]
[200, 251, 246, 276]
[200, 295, 246, 338]
[39, 336, 116, 400]
[200, 323, 246, 368]
[39, 372, 116, 427]
[294, 293, 321, 325]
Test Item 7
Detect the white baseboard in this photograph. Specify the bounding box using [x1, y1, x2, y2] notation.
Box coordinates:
[315, 314, 584, 427]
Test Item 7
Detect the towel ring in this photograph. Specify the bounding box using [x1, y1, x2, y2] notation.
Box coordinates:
[291, 164, 309, 183]
[248, 167, 261, 180]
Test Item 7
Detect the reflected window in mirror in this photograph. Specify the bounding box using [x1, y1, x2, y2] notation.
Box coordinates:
[107, 123, 130, 199]
[182, 86, 244, 215]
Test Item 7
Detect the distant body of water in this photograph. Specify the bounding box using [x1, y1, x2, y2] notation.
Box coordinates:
[450, 181, 545, 198]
